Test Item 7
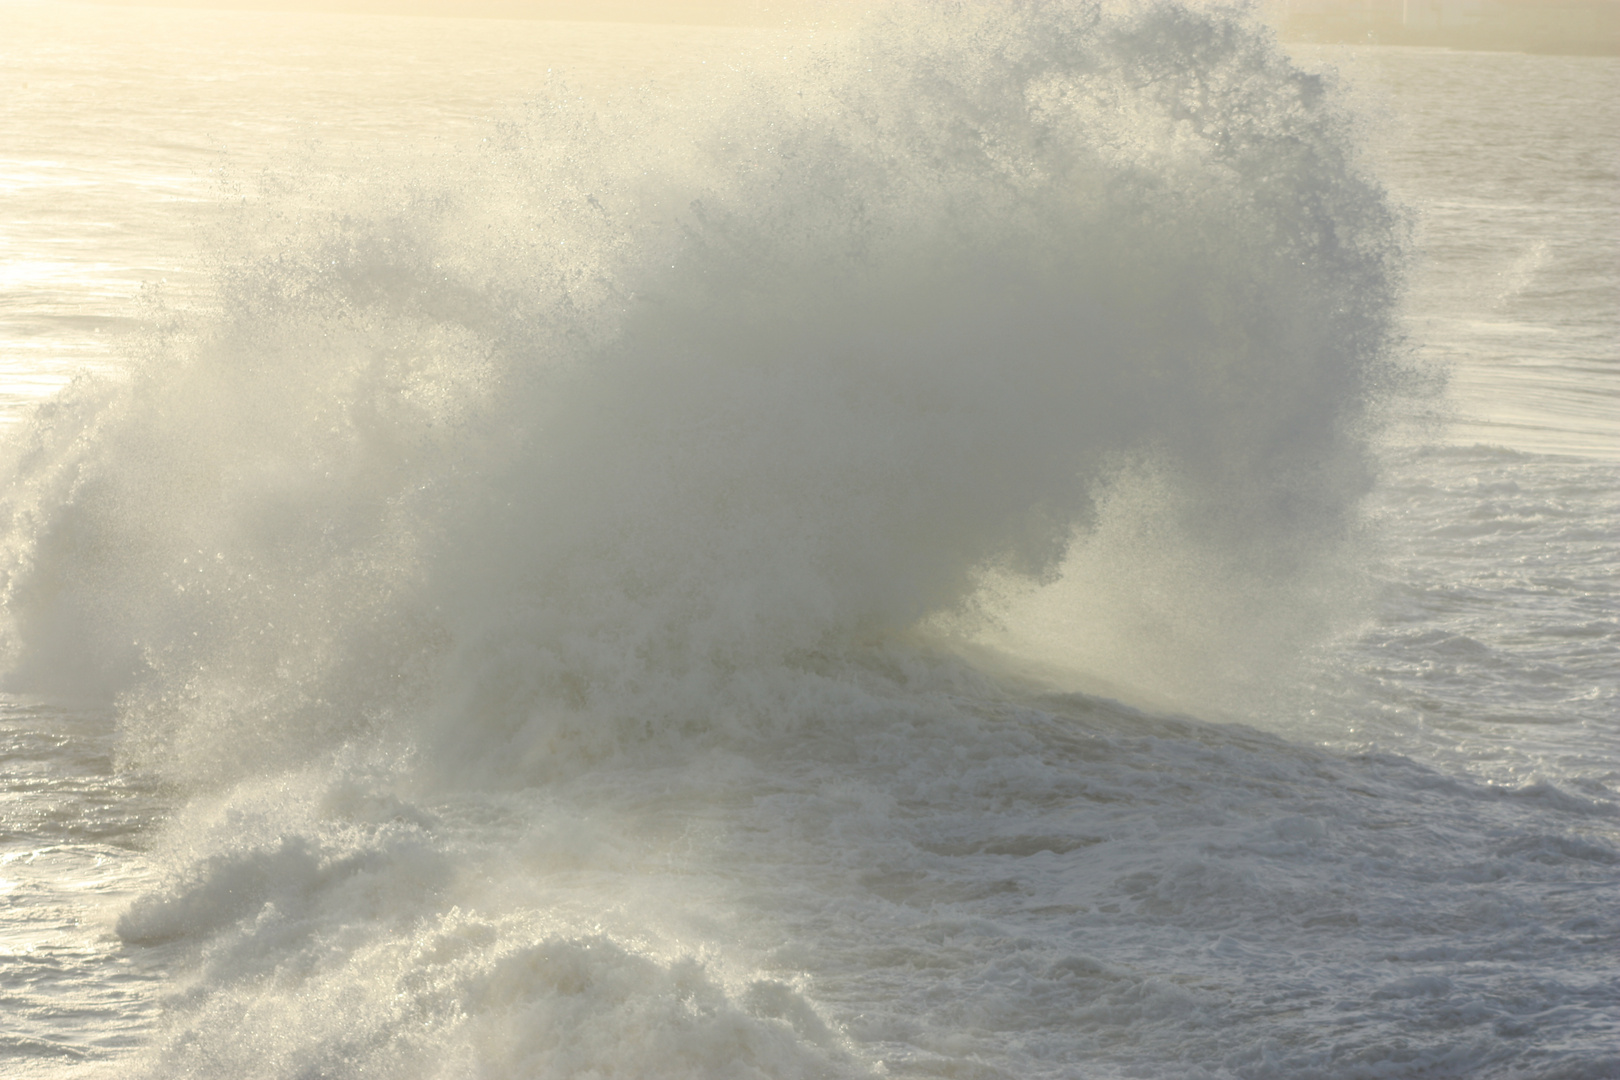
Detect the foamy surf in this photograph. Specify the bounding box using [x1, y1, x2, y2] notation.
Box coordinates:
[1, 1, 1615, 1077]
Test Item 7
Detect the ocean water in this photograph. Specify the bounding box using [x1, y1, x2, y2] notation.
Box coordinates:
[0, 2, 1616, 1078]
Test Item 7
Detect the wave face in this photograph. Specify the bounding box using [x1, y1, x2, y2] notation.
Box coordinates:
[0, 2, 1411, 1076]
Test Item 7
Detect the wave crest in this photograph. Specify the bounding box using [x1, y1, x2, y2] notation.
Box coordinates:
[0, 0, 1403, 786]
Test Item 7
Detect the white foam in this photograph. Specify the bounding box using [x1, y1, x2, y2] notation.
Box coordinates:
[12, 3, 1615, 1078]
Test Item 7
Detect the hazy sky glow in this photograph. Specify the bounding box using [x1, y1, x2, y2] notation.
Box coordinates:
[81, 0, 805, 24]
[75, 0, 1620, 51]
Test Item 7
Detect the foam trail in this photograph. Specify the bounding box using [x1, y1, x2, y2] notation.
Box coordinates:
[0, 2, 1405, 1074]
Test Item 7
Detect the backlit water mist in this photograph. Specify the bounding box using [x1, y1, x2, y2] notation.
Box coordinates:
[1, 2, 1615, 1077]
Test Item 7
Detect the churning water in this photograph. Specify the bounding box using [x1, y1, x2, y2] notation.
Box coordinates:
[0, 2, 1616, 1077]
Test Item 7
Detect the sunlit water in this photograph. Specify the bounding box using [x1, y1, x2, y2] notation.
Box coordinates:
[0, 3, 1615, 1078]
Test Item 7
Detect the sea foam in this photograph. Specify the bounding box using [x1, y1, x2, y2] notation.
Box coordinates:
[0, 3, 1410, 1075]
[0, 0, 1399, 778]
